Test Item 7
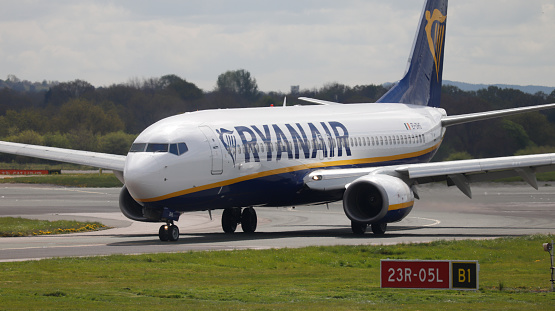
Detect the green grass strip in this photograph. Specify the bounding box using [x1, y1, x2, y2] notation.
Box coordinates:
[0, 173, 122, 187]
[0, 217, 107, 237]
[0, 234, 554, 310]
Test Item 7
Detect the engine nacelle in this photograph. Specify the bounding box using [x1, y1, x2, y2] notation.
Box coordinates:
[343, 174, 414, 224]
[119, 186, 163, 222]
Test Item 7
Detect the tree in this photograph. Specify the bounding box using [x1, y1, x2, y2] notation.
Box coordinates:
[318, 83, 350, 102]
[98, 131, 137, 155]
[216, 69, 259, 101]
[45, 79, 95, 106]
[160, 74, 203, 100]
[55, 99, 125, 135]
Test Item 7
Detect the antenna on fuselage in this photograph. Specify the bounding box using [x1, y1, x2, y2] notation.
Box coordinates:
[283, 97, 287, 107]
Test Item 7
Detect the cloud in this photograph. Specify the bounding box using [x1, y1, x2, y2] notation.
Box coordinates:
[1, 0, 554, 92]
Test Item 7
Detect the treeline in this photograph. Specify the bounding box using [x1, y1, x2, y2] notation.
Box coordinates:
[1, 71, 555, 164]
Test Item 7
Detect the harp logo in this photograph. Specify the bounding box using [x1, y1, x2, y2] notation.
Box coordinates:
[216, 128, 237, 166]
[425, 9, 447, 80]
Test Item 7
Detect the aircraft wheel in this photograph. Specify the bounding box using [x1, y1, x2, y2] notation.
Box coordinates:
[159, 225, 170, 241]
[222, 208, 239, 233]
[351, 221, 367, 235]
[169, 225, 180, 241]
[241, 207, 257, 233]
[371, 223, 387, 235]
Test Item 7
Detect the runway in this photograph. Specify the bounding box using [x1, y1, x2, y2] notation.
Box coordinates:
[1, 182, 554, 261]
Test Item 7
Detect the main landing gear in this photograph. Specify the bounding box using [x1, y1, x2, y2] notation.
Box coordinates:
[159, 221, 180, 242]
[351, 221, 387, 235]
[221, 207, 257, 233]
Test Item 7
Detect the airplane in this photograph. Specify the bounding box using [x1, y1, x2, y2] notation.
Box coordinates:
[1, 0, 555, 242]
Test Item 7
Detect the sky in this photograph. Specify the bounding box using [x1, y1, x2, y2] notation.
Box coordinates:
[1, 0, 554, 92]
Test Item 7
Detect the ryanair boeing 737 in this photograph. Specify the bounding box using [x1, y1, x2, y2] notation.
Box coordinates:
[1, 0, 555, 241]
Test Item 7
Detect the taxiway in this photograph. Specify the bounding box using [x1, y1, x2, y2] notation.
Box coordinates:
[1, 183, 554, 261]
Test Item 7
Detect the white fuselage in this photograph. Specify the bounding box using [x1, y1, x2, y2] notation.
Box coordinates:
[123, 103, 446, 211]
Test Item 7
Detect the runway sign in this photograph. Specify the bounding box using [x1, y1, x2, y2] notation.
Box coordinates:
[381, 260, 479, 290]
[0, 169, 61, 175]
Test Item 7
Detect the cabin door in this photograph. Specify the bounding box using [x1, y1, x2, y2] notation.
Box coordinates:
[199, 125, 223, 175]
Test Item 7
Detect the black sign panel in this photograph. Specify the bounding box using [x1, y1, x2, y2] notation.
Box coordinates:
[451, 261, 478, 290]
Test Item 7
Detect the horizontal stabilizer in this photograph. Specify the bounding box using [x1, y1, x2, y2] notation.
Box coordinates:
[298, 97, 342, 105]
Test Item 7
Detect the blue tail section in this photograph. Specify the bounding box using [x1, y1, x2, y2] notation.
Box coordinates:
[377, 0, 448, 107]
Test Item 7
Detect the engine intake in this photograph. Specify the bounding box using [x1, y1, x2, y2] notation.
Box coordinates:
[343, 175, 414, 224]
[119, 186, 162, 222]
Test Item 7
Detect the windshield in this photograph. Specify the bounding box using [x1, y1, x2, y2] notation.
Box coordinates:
[129, 142, 189, 155]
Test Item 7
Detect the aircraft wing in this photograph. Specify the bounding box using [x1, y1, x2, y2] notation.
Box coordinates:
[0, 141, 126, 172]
[304, 153, 555, 198]
[441, 103, 555, 127]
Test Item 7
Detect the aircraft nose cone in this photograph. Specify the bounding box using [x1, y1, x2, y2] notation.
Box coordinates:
[124, 154, 163, 200]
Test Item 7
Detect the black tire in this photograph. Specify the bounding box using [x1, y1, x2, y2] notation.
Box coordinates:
[351, 221, 367, 235]
[159, 225, 170, 241]
[169, 225, 179, 241]
[241, 207, 257, 233]
[371, 223, 387, 235]
[222, 208, 238, 233]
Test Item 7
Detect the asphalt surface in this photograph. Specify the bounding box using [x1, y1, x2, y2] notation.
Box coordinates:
[1, 182, 554, 261]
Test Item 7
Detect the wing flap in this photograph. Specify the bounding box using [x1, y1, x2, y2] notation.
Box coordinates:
[0, 141, 126, 171]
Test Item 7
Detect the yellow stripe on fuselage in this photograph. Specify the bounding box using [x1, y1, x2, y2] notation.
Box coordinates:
[137, 142, 441, 203]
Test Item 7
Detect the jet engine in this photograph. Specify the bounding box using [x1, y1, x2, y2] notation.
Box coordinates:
[119, 186, 163, 222]
[342, 174, 414, 224]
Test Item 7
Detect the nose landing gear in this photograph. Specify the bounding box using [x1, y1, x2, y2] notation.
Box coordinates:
[158, 208, 181, 242]
[159, 222, 180, 241]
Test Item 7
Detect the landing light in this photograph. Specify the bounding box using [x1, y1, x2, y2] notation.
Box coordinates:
[312, 175, 323, 181]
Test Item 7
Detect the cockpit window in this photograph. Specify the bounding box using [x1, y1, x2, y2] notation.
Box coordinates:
[129, 142, 189, 155]
[129, 143, 146, 153]
[169, 144, 178, 155]
[178, 142, 188, 154]
[146, 144, 169, 152]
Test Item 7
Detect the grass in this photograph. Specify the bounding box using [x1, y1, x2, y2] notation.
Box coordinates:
[0, 162, 95, 170]
[0, 173, 122, 187]
[0, 217, 108, 237]
[497, 171, 555, 182]
[0, 235, 553, 310]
